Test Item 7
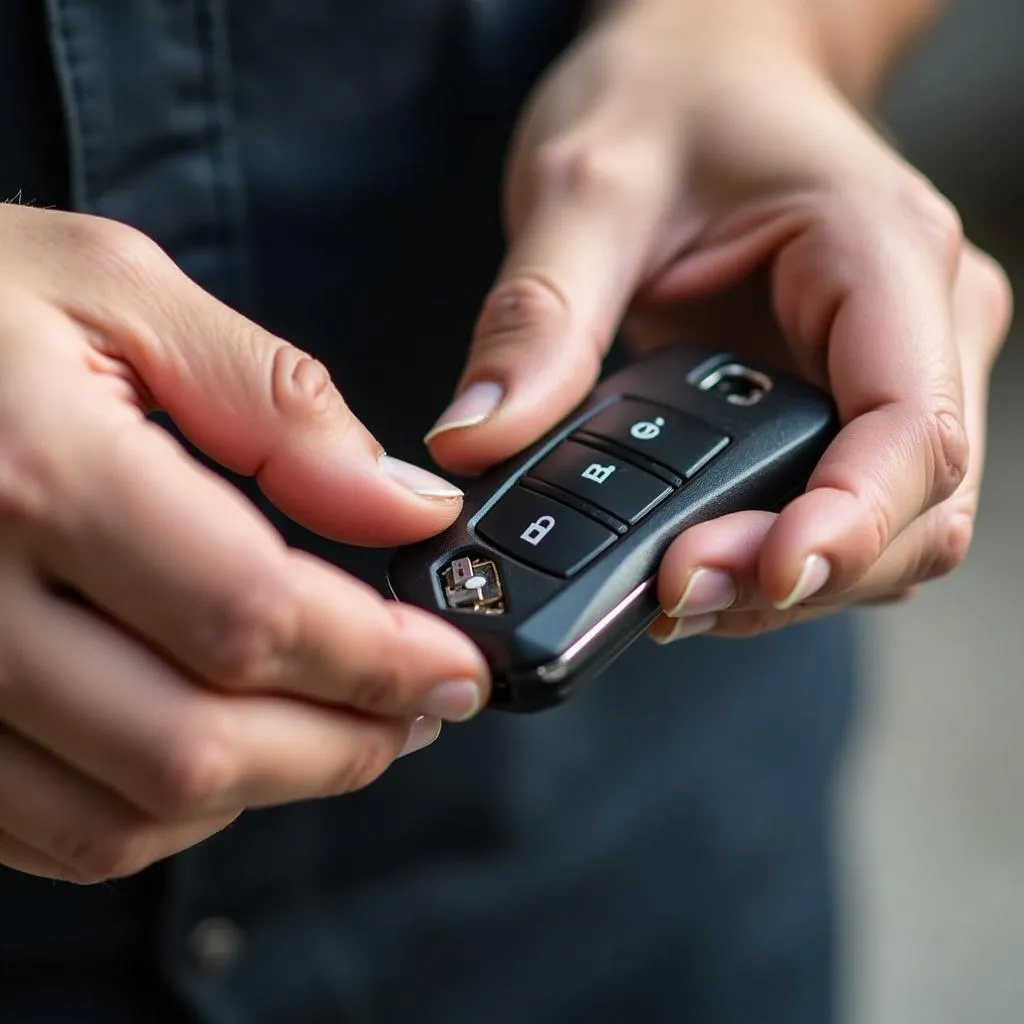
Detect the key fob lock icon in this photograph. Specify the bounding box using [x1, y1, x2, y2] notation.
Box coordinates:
[520, 515, 556, 546]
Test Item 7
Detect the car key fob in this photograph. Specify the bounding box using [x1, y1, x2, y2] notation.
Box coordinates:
[387, 347, 838, 713]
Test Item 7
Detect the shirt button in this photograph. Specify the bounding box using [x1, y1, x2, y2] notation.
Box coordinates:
[187, 917, 245, 974]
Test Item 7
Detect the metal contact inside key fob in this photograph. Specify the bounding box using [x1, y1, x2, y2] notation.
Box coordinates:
[441, 555, 507, 615]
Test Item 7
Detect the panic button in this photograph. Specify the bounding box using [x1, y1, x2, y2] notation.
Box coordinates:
[580, 399, 730, 479]
[476, 487, 617, 578]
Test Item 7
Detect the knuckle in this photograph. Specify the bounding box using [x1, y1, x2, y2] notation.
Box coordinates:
[199, 567, 299, 689]
[921, 503, 976, 582]
[899, 179, 964, 268]
[269, 344, 339, 421]
[147, 722, 239, 817]
[828, 474, 893, 568]
[528, 138, 633, 204]
[0, 437, 64, 530]
[70, 215, 170, 283]
[859, 497, 893, 569]
[52, 824, 155, 884]
[475, 274, 569, 345]
[921, 404, 971, 504]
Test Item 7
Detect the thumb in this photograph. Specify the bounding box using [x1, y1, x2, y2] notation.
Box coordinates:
[120, 264, 463, 546]
[426, 148, 667, 475]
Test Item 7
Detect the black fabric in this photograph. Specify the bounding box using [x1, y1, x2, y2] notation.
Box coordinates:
[0, 1, 68, 207]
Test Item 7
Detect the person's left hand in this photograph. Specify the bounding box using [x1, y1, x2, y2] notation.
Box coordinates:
[424, 1, 1012, 639]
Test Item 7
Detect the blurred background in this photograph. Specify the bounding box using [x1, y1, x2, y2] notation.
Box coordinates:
[839, 2, 1024, 1021]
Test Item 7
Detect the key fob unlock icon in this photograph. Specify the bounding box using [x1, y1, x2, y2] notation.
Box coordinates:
[520, 515, 556, 546]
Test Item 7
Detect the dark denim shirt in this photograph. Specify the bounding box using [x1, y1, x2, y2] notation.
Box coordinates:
[0, 4, 853, 1022]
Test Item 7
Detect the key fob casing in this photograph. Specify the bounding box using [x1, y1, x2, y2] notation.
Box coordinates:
[387, 347, 838, 713]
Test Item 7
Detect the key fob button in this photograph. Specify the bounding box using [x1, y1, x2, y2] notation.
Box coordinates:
[581, 399, 730, 478]
[528, 440, 673, 525]
[476, 487, 617, 578]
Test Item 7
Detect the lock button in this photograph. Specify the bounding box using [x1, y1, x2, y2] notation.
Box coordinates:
[476, 486, 617, 578]
[528, 440, 673, 525]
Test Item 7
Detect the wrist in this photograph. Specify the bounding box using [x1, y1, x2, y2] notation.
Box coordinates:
[584, 0, 832, 88]
[586, 0, 941, 104]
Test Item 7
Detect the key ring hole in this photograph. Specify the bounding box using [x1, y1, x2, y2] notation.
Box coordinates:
[696, 363, 773, 406]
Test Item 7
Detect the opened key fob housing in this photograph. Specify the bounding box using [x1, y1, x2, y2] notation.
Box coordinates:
[387, 348, 837, 713]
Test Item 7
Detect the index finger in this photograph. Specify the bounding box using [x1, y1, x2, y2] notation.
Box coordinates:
[426, 135, 674, 475]
[758, 190, 969, 606]
[39, 406, 490, 723]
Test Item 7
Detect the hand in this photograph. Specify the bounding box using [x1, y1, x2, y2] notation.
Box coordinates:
[0, 205, 489, 884]
[424, 4, 1011, 639]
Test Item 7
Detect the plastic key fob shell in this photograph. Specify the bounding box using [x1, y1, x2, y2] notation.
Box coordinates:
[387, 347, 838, 713]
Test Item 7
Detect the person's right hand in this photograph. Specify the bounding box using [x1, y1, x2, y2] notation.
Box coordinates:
[0, 205, 490, 885]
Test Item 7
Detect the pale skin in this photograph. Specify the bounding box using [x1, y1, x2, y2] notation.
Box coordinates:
[428, 0, 1010, 637]
[0, 0, 1009, 882]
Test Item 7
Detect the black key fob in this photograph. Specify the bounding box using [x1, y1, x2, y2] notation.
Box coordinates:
[387, 347, 838, 713]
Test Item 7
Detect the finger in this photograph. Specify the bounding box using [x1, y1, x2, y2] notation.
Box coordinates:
[31, 412, 488, 717]
[426, 138, 675, 474]
[802, 243, 1011, 603]
[758, 190, 971, 606]
[1, 584, 441, 821]
[655, 510, 776, 618]
[648, 598, 837, 644]
[0, 831, 74, 883]
[0, 726, 236, 884]
[25, 209, 462, 545]
[656, 243, 1011, 619]
[708, 601, 838, 638]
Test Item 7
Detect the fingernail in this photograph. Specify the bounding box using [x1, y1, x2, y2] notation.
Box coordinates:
[424, 381, 505, 442]
[652, 613, 718, 645]
[419, 679, 483, 722]
[774, 554, 831, 610]
[377, 454, 464, 500]
[666, 569, 737, 618]
[398, 716, 443, 758]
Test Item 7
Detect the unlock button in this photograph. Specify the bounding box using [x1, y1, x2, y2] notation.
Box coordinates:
[477, 487, 617, 578]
